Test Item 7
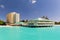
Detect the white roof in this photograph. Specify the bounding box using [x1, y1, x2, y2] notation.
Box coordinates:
[38, 18, 47, 20]
[33, 18, 53, 21]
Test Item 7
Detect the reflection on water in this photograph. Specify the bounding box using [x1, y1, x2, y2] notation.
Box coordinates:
[0, 26, 60, 40]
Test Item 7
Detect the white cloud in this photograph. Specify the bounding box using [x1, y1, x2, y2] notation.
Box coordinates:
[0, 5, 5, 8]
[32, 0, 36, 4]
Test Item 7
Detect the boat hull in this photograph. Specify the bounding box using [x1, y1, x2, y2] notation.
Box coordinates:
[21, 25, 53, 28]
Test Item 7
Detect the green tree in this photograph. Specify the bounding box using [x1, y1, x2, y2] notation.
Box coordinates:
[0, 20, 6, 25]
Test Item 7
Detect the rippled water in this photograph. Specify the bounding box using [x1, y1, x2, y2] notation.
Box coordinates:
[0, 26, 60, 40]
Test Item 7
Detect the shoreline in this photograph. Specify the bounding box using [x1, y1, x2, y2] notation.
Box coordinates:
[54, 25, 60, 26]
[0, 25, 59, 27]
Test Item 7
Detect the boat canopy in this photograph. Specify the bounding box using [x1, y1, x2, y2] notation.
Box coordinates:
[29, 18, 53, 22]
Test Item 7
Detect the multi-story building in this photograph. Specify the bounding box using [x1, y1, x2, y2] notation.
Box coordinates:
[6, 12, 20, 24]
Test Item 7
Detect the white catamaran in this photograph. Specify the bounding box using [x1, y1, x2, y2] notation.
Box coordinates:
[27, 18, 54, 27]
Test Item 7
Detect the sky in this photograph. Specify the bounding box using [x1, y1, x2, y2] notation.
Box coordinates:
[0, 0, 60, 21]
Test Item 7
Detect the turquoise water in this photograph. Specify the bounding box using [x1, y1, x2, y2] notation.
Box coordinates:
[0, 26, 60, 40]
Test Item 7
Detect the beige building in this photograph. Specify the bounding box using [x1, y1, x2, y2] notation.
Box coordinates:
[6, 12, 20, 24]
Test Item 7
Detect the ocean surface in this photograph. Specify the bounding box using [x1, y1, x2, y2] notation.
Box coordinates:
[0, 26, 60, 40]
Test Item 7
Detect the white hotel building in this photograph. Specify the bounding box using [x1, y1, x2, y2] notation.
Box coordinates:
[6, 12, 20, 24]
